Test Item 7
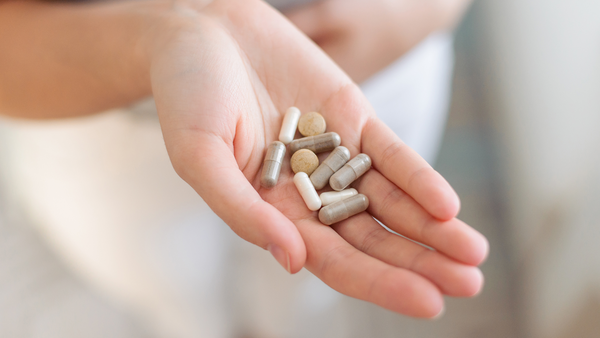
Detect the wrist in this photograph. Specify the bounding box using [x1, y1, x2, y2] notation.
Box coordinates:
[141, 0, 215, 87]
[103, 0, 177, 104]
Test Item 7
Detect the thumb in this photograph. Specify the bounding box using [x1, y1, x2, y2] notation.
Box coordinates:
[172, 134, 306, 274]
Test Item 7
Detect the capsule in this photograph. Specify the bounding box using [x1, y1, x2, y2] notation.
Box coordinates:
[293, 172, 322, 211]
[319, 194, 369, 225]
[289, 132, 341, 154]
[279, 107, 301, 144]
[310, 146, 351, 190]
[320, 188, 358, 206]
[260, 141, 286, 188]
[329, 154, 371, 191]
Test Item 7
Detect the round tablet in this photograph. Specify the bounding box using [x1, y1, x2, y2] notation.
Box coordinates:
[290, 149, 319, 175]
[298, 112, 326, 137]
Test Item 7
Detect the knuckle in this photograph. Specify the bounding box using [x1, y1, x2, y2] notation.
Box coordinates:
[377, 187, 405, 218]
[408, 248, 433, 272]
[358, 226, 386, 254]
[377, 141, 405, 173]
[318, 244, 354, 278]
[407, 166, 433, 190]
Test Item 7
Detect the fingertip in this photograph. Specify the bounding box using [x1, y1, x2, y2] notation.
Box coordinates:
[468, 268, 485, 297]
[418, 289, 445, 319]
[430, 304, 445, 320]
[452, 266, 485, 297]
[268, 235, 306, 274]
[477, 234, 490, 265]
[422, 298, 445, 319]
[447, 188, 461, 219]
[452, 226, 490, 266]
[431, 180, 461, 221]
[256, 202, 306, 274]
[467, 229, 489, 266]
[288, 237, 307, 274]
[414, 169, 461, 222]
[267, 237, 306, 274]
[380, 271, 444, 318]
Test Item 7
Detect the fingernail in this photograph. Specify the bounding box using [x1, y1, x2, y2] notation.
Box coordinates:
[432, 305, 445, 320]
[268, 244, 290, 273]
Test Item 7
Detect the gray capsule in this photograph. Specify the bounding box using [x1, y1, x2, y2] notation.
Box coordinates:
[260, 141, 286, 188]
[310, 146, 351, 190]
[329, 153, 371, 191]
[289, 132, 341, 154]
[319, 194, 369, 225]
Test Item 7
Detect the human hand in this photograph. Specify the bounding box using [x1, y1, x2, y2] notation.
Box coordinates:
[286, 0, 472, 82]
[150, 0, 487, 318]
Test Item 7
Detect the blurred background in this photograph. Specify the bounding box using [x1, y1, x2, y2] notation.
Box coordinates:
[1, 0, 599, 337]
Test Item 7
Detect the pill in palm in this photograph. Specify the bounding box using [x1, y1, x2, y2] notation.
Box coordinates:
[310, 146, 351, 190]
[260, 141, 286, 188]
[278, 107, 301, 144]
[329, 154, 371, 191]
[293, 172, 322, 211]
[318, 194, 369, 225]
[289, 132, 341, 154]
[298, 112, 326, 137]
[290, 149, 319, 175]
[320, 188, 358, 206]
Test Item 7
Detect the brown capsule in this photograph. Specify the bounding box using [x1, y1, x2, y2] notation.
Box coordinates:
[260, 141, 286, 188]
[289, 132, 341, 154]
[318, 194, 369, 225]
[329, 154, 371, 191]
[310, 146, 351, 190]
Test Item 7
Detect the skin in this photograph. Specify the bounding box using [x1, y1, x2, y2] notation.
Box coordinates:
[0, 0, 488, 318]
[287, 0, 473, 82]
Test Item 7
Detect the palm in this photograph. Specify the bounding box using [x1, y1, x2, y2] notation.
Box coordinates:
[152, 0, 488, 317]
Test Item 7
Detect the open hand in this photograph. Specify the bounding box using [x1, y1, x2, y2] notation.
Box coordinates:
[150, 0, 487, 318]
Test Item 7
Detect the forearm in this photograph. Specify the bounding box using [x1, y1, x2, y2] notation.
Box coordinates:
[362, 0, 473, 82]
[431, 0, 473, 31]
[0, 0, 169, 118]
[391, 0, 473, 52]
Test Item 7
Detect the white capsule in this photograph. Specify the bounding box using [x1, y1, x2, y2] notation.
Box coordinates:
[293, 172, 322, 211]
[279, 107, 301, 144]
[320, 188, 358, 206]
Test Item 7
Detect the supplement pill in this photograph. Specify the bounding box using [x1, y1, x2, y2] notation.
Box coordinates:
[310, 146, 351, 190]
[329, 153, 371, 191]
[260, 141, 286, 188]
[293, 172, 322, 211]
[298, 112, 326, 137]
[279, 107, 301, 144]
[290, 149, 319, 175]
[289, 132, 341, 154]
[319, 194, 369, 225]
[320, 188, 358, 206]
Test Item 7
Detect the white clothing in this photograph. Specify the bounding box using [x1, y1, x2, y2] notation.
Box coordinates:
[0, 32, 454, 337]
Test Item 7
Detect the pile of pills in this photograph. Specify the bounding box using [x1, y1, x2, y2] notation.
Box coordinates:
[261, 107, 371, 225]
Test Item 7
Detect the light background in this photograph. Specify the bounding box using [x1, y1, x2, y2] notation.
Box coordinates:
[1, 0, 599, 337]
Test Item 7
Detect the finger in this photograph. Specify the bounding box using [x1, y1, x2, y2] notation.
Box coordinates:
[285, 0, 346, 39]
[296, 218, 444, 318]
[362, 118, 461, 221]
[332, 212, 484, 297]
[355, 170, 489, 266]
[171, 134, 306, 274]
